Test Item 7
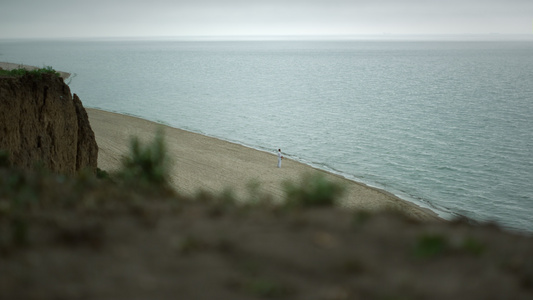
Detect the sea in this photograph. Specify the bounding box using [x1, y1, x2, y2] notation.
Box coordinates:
[1, 38, 532, 233]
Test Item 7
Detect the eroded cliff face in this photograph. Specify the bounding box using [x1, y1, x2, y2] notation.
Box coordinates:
[0, 73, 97, 174]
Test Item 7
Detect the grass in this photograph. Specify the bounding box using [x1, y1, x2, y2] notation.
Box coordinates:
[413, 232, 488, 259]
[118, 129, 170, 186]
[414, 233, 449, 258]
[461, 237, 486, 256]
[96, 168, 110, 179]
[178, 235, 208, 255]
[0, 66, 61, 78]
[243, 277, 291, 298]
[283, 173, 345, 208]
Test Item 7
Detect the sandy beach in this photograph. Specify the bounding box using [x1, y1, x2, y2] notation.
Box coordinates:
[87, 108, 440, 221]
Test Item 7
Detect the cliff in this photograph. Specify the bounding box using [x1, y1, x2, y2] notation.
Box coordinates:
[0, 73, 97, 174]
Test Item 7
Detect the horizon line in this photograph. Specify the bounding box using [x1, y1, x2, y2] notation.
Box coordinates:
[2, 33, 533, 42]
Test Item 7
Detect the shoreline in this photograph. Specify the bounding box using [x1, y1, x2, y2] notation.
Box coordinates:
[87, 108, 442, 222]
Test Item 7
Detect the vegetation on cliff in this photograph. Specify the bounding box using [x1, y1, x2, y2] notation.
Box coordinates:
[0, 66, 61, 78]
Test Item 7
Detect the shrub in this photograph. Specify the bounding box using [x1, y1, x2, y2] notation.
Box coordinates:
[414, 233, 449, 258]
[96, 168, 109, 179]
[118, 129, 170, 186]
[461, 236, 486, 256]
[0, 66, 61, 78]
[283, 173, 345, 208]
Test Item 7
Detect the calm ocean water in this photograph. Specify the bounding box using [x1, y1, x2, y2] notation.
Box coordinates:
[1, 39, 532, 232]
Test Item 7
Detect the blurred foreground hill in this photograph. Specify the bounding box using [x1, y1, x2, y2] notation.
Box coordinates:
[0, 68, 532, 300]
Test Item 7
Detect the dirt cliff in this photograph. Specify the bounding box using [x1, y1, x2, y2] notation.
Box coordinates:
[0, 73, 97, 174]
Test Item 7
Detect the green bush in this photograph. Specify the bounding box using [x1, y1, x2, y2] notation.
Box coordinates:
[118, 129, 170, 186]
[414, 233, 449, 258]
[244, 277, 290, 298]
[283, 173, 345, 208]
[0, 66, 61, 78]
[461, 236, 486, 256]
[96, 168, 109, 179]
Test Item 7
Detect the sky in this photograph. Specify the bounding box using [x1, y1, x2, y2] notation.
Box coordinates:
[1, 0, 532, 39]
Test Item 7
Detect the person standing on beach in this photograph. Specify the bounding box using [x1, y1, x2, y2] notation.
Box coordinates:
[277, 149, 283, 168]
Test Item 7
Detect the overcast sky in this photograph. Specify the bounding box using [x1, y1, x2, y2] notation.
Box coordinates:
[1, 0, 532, 39]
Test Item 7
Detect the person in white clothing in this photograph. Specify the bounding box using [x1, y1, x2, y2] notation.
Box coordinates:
[277, 149, 283, 168]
